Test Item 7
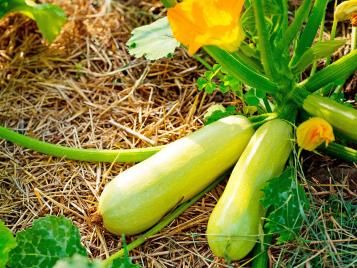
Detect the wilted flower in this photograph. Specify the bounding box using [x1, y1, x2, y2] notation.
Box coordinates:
[296, 117, 335, 151]
[167, 0, 245, 55]
[334, 0, 357, 23]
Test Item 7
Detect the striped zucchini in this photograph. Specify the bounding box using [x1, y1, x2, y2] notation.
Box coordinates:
[207, 119, 293, 260]
[98, 115, 254, 235]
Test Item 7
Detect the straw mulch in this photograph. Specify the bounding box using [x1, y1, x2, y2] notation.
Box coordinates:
[0, 0, 355, 267]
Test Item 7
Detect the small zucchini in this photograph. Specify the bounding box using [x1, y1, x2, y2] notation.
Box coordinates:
[98, 115, 254, 235]
[207, 119, 293, 261]
[303, 95, 357, 142]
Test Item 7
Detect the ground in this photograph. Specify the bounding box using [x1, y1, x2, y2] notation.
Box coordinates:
[0, 0, 356, 267]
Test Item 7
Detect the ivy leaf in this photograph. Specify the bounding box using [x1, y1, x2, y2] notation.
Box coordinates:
[261, 168, 309, 243]
[9, 215, 87, 268]
[204, 105, 237, 125]
[127, 17, 180, 60]
[0, 220, 17, 268]
[0, 0, 66, 43]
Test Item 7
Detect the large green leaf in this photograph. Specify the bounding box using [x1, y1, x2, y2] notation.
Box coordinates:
[261, 168, 309, 243]
[127, 17, 180, 60]
[54, 255, 102, 268]
[0, 0, 66, 42]
[0, 220, 17, 268]
[9, 215, 87, 268]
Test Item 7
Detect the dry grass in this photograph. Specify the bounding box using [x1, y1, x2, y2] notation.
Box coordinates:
[0, 0, 355, 267]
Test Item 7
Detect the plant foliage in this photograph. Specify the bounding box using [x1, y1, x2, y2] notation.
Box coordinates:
[127, 17, 180, 60]
[0, 0, 66, 42]
[261, 168, 310, 243]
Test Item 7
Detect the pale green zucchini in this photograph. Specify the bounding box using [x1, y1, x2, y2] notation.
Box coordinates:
[98, 115, 254, 235]
[207, 119, 293, 261]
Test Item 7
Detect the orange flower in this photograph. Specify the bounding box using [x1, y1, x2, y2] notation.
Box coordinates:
[296, 117, 335, 151]
[167, 0, 245, 55]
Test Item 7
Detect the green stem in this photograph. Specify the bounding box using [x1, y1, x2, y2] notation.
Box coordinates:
[204, 46, 279, 94]
[278, 0, 312, 53]
[352, 26, 357, 51]
[249, 113, 278, 127]
[0, 126, 162, 163]
[290, 0, 329, 66]
[278, 102, 298, 123]
[103, 174, 227, 267]
[193, 54, 213, 70]
[320, 142, 357, 162]
[252, 231, 273, 268]
[300, 50, 357, 92]
[0, 114, 275, 163]
[160, 0, 176, 8]
[251, 0, 277, 79]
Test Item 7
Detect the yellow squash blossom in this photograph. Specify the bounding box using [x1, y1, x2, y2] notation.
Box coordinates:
[296, 117, 335, 151]
[167, 0, 245, 55]
[334, 0, 357, 22]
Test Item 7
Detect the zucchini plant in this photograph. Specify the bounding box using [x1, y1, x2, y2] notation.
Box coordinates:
[0, 0, 357, 266]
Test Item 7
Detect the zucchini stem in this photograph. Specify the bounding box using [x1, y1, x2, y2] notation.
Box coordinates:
[320, 142, 357, 162]
[0, 126, 162, 163]
[0, 114, 276, 163]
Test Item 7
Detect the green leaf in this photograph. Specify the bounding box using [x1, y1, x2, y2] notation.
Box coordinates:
[0, 0, 66, 43]
[203, 105, 237, 125]
[290, 0, 329, 66]
[261, 168, 309, 243]
[0, 220, 17, 268]
[127, 17, 180, 60]
[54, 255, 102, 268]
[9, 215, 87, 268]
[291, 40, 346, 74]
[244, 89, 262, 106]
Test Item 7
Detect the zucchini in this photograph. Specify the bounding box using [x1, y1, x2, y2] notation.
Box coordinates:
[207, 119, 293, 261]
[303, 95, 357, 142]
[98, 115, 254, 235]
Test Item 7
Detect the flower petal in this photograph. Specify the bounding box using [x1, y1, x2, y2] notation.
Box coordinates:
[297, 117, 335, 151]
[167, 0, 245, 55]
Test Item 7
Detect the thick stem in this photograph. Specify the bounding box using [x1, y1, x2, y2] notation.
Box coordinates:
[103, 174, 227, 267]
[204, 46, 279, 94]
[299, 50, 357, 93]
[251, 0, 277, 79]
[0, 126, 162, 163]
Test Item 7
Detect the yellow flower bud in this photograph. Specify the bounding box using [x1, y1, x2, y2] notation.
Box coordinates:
[167, 0, 245, 55]
[296, 117, 335, 151]
[334, 0, 357, 22]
